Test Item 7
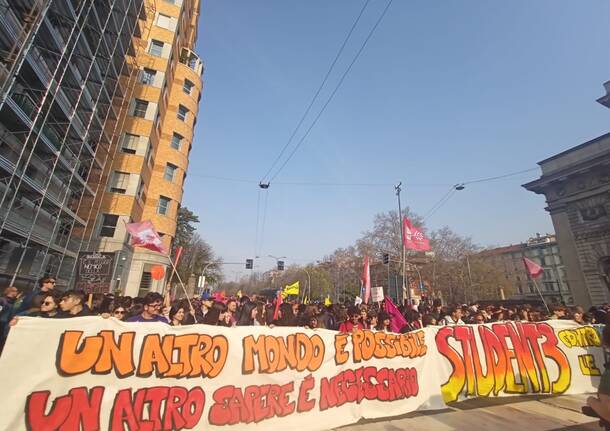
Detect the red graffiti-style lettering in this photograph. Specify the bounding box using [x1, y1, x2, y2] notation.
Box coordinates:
[436, 322, 572, 403]
[26, 387, 104, 431]
[297, 375, 316, 413]
[110, 386, 205, 431]
[208, 382, 296, 425]
[319, 366, 418, 410]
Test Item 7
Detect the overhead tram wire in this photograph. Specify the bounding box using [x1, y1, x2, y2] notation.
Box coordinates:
[259, 0, 372, 184]
[267, 0, 394, 184]
[421, 167, 540, 221]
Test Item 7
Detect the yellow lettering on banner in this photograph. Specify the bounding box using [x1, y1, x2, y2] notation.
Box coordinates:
[559, 327, 601, 348]
[578, 354, 601, 376]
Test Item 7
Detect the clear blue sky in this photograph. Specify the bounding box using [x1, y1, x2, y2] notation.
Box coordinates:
[184, 0, 610, 279]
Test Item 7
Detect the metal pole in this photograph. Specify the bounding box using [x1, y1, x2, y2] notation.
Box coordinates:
[395, 183, 409, 305]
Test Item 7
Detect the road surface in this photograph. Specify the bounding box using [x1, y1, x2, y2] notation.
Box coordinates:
[336, 394, 601, 431]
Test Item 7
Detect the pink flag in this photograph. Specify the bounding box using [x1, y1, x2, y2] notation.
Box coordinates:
[384, 296, 408, 333]
[125, 220, 167, 254]
[523, 257, 544, 279]
[361, 255, 371, 304]
[403, 217, 431, 251]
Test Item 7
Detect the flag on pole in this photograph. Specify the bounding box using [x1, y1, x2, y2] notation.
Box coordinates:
[362, 255, 371, 304]
[282, 281, 300, 298]
[523, 257, 544, 279]
[236, 290, 242, 298]
[384, 296, 408, 333]
[402, 217, 431, 251]
[125, 220, 167, 253]
[273, 290, 282, 320]
[324, 295, 331, 306]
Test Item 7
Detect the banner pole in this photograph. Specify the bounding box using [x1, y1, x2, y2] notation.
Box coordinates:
[532, 278, 550, 315]
[166, 254, 199, 323]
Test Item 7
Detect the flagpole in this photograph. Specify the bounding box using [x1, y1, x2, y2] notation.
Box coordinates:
[532, 278, 550, 315]
[165, 254, 199, 323]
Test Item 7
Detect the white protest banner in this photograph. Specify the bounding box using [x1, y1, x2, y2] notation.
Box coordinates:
[0, 318, 603, 431]
[371, 286, 384, 303]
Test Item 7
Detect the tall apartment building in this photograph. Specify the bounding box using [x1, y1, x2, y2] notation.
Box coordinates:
[88, 0, 203, 297]
[0, 0, 145, 289]
[476, 234, 573, 304]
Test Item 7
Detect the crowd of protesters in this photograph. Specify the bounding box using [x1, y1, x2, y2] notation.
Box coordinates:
[2, 275, 608, 353]
[4, 276, 610, 427]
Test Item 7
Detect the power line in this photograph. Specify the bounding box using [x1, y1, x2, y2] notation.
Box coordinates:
[254, 189, 261, 256]
[267, 0, 394, 183]
[422, 186, 457, 220]
[462, 167, 538, 185]
[260, 0, 372, 183]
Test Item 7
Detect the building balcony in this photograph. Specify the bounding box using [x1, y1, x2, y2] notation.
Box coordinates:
[179, 48, 204, 76]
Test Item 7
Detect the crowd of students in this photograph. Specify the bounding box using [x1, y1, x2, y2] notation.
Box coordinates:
[2, 275, 605, 348]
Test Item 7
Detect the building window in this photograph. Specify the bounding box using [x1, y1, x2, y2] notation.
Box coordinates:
[99, 214, 119, 237]
[133, 99, 148, 118]
[121, 133, 139, 154]
[177, 104, 188, 121]
[148, 39, 164, 57]
[164, 163, 178, 182]
[171, 132, 182, 150]
[138, 271, 152, 297]
[110, 171, 130, 194]
[139, 68, 156, 85]
[156, 13, 173, 30]
[158, 195, 170, 215]
[136, 178, 145, 203]
[145, 141, 153, 166]
[183, 79, 194, 95]
[155, 111, 161, 131]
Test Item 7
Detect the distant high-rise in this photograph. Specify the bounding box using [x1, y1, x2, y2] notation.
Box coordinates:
[0, 0, 145, 289]
[88, 0, 204, 296]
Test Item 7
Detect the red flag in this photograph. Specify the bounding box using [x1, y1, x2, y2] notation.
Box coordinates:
[273, 290, 282, 320]
[361, 256, 371, 304]
[403, 217, 431, 251]
[384, 296, 408, 333]
[125, 220, 167, 253]
[523, 257, 544, 279]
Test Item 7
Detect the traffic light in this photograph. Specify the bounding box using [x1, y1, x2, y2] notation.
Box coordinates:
[383, 253, 390, 264]
[245, 258, 253, 269]
[277, 260, 285, 271]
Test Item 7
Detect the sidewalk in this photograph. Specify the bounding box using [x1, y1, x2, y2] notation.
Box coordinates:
[336, 394, 601, 431]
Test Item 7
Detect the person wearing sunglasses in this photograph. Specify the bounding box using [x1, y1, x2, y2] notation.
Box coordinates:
[111, 306, 127, 321]
[38, 294, 60, 318]
[14, 276, 57, 316]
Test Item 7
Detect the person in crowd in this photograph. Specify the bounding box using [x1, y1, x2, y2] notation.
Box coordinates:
[255, 302, 266, 326]
[111, 305, 127, 321]
[306, 315, 319, 330]
[169, 305, 185, 326]
[33, 294, 60, 318]
[367, 310, 379, 331]
[0, 286, 19, 352]
[422, 314, 437, 327]
[339, 306, 364, 333]
[377, 311, 392, 332]
[237, 301, 258, 326]
[548, 304, 567, 320]
[274, 303, 298, 327]
[126, 292, 167, 323]
[440, 305, 464, 325]
[56, 290, 91, 318]
[472, 313, 486, 324]
[226, 299, 238, 327]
